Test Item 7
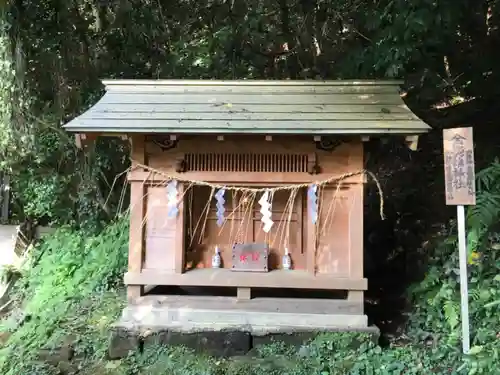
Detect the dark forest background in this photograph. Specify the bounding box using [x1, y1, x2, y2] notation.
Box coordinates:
[0, 1, 499, 374]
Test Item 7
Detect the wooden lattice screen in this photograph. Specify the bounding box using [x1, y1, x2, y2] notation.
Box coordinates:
[184, 153, 309, 173]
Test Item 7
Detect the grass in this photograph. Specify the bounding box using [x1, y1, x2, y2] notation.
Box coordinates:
[0, 217, 497, 374]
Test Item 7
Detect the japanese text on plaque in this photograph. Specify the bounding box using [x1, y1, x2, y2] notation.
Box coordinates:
[443, 127, 476, 206]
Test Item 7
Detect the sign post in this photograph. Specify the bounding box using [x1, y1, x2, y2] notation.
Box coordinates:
[443, 127, 476, 354]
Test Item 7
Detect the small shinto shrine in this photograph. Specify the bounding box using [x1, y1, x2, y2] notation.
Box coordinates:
[64, 80, 430, 333]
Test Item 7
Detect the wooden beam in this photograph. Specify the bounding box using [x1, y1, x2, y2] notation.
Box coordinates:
[405, 135, 419, 151]
[128, 171, 364, 185]
[74, 133, 100, 149]
[347, 291, 364, 302]
[75, 134, 83, 149]
[131, 135, 146, 169]
[124, 269, 368, 290]
[237, 287, 252, 301]
[135, 295, 364, 315]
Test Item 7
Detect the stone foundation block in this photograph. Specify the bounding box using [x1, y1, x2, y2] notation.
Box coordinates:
[252, 332, 318, 348]
[143, 330, 251, 357]
[108, 328, 140, 359]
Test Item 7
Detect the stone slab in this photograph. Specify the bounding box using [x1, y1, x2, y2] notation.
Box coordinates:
[115, 296, 368, 335]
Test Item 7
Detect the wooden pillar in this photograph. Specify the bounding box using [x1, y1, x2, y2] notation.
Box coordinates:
[127, 135, 146, 302]
[237, 287, 252, 301]
[128, 181, 145, 301]
[347, 182, 364, 305]
[174, 182, 186, 273]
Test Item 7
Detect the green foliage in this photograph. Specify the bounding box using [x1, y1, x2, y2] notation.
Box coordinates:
[75, 333, 468, 375]
[408, 161, 500, 373]
[1, 0, 499, 229]
[0, 217, 128, 374]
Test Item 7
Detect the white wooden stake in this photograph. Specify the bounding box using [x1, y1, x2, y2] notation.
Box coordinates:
[457, 204, 470, 354]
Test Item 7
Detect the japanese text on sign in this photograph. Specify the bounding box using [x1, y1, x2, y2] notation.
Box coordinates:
[232, 243, 268, 272]
[443, 127, 476, 206]
[239, 252, 260, 263]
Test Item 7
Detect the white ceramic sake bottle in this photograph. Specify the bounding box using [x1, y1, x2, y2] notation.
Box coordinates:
[212, 245, 222, 268]
[282, 247, 292, 270]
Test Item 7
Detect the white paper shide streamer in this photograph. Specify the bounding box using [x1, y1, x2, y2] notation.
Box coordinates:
[258, 190, 274, 233]
[166, 179, 179, 218]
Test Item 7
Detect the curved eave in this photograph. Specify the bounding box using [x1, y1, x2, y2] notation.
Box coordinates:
[63, 79, 431, 135]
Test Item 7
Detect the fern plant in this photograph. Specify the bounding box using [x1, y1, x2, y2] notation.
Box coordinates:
[408, 160, 500, 372]
[467, 159, 500, 253]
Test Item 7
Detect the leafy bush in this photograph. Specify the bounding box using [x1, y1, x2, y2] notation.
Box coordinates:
[408, 161, 500, 374]
[0, 217, 128, 374]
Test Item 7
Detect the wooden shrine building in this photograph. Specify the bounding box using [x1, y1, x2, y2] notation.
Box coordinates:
[64, 80, 430, 333]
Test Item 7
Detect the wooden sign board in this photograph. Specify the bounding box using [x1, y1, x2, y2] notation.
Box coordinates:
[231, 243, 269, 272]
[443, 127, 476, 206]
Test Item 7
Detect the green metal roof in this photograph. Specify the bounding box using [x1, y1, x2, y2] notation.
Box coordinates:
[63, 80, 431, 135]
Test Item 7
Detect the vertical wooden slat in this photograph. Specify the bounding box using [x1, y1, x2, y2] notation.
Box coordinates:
[182, 153, 309, 173]
[175, 183, 186, 273]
